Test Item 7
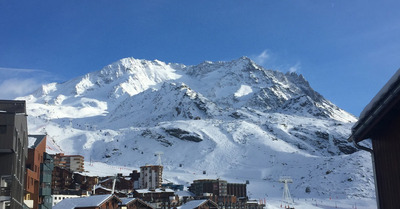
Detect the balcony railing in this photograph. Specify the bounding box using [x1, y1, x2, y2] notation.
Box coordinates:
[39, 187, 51, 196]
[0, 187, 11, 196]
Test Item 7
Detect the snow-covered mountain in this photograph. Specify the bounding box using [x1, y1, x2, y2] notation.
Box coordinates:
[19, 57, 375, 208]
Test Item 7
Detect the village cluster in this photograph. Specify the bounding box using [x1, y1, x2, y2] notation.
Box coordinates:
[0, 100, 266, 209]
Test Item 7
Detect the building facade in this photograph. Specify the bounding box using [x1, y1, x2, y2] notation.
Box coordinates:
[52, 153, 84, 172]
[139, 165, 163, 189]
[119, 198, 154, 209]
[39, 153, 54, 209]
[189, 179, 228, 197]
[0, 100, 28, 209]
[25, 135, 47, 209]
[227, 183, 247, 199]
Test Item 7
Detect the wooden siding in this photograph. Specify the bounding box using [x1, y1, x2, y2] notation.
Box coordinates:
[371, 107, 400, 209]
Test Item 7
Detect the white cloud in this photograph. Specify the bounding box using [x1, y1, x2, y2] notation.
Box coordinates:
[0, 78, 41, 99]
[288, 62, 301, 73]
[0, 67, 46, 74]
[0, 67, 54, 99]
[252, 50, 270, 66]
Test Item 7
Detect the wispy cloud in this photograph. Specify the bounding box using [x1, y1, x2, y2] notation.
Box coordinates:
[288, 62, 301, 73]
[249, 49, 301, 74]
[0, 78, 42, 99]
[0, 67, 47, 74]
[251, 50, 270, 66]
[0, 67, 55, 99]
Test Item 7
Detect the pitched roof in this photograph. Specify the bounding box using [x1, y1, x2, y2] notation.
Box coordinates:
[350, 68, 400, 142]
[119, 198, 154, 209]
[135, 188, 174, 193]
[175, 190, 195, 197]
[119, 198, 137, 205]
[28, 135, 46, 149]
[178, 199, 216, 209]
[53, 194, 120, 209]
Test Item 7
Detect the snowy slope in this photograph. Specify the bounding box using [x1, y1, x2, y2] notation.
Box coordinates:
[19, 57, 375, 208]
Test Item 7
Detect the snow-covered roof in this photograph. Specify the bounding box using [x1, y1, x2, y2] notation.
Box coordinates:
[359, 69, 400, 120]
[119, 197, 136, 205]
[175, 190, 195, 197]
[351, 68, 400, 142]
[178, 199, 208, 209]
[28, 135, 46, 149]
[52, 194, 119, 209]
[135, 188, 174, 193]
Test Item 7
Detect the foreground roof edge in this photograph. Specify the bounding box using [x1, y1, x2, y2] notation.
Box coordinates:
[350, 68, 400, 142]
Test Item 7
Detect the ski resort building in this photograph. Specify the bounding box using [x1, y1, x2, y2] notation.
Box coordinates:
[25, 135, 54, 209]
[189, 179, 247, 199]
[349, 69, 400, 209]
[132, 188, 175, 205]
[189, 179, 228, 197]
[179, 199, 218, 209]
[119, 198, 154, 209]
[52, 194, 121, 209]
[139, 165, 163, 189]
[52, 166, 98, 196]
[52, 153, 84, 172]
[0, 100, 28, 209]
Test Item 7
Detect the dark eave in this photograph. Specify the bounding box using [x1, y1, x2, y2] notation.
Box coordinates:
[349, 69, 400, 143]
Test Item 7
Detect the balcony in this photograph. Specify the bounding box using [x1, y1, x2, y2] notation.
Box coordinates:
[39, 187, 51, 196]
[0, 186, 11, 196]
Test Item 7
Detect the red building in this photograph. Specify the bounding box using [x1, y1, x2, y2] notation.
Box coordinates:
[25, 135, 47, 209]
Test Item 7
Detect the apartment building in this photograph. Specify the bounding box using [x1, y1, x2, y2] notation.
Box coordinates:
[139, 165, 163, 189]
[189, 179, 247, 199]
[0, 100, 28, 209]
[52, 153, 84, 172]
[189, 179, 228, 197]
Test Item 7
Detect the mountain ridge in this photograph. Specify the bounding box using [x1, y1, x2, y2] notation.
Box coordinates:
[19, 57, 374, 203]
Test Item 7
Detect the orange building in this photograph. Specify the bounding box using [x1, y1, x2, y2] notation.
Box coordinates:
[25, 135, 47, 209]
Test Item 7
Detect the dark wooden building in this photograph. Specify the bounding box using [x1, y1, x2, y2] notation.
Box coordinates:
[227, 183, 247, 199]
[179, 199, 218, 209]
[189, 179, 228, 197]
[119, 198, 154, 209]
[349, 69, 400, 209]
[132, 188, 175, 203]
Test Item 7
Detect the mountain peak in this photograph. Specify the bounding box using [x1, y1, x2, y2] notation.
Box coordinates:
[20, 57, 371, 202]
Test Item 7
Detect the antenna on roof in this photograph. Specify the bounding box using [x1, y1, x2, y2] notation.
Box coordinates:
[155, 151, 163, 165]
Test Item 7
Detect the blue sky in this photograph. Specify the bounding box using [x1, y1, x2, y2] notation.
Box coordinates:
[1, 0, 400, 116]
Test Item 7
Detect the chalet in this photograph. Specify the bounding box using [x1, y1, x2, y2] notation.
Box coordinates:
[98, 174, 134, 194]
[93, 185, 128, 198]
[348, 69, 400, 209]
[53, 194, 121, 209]
[133, 188, 175, 209]
[119, 198, 154, 209]
[133, 188, 175, 203]
[178, 199, 218, 209]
